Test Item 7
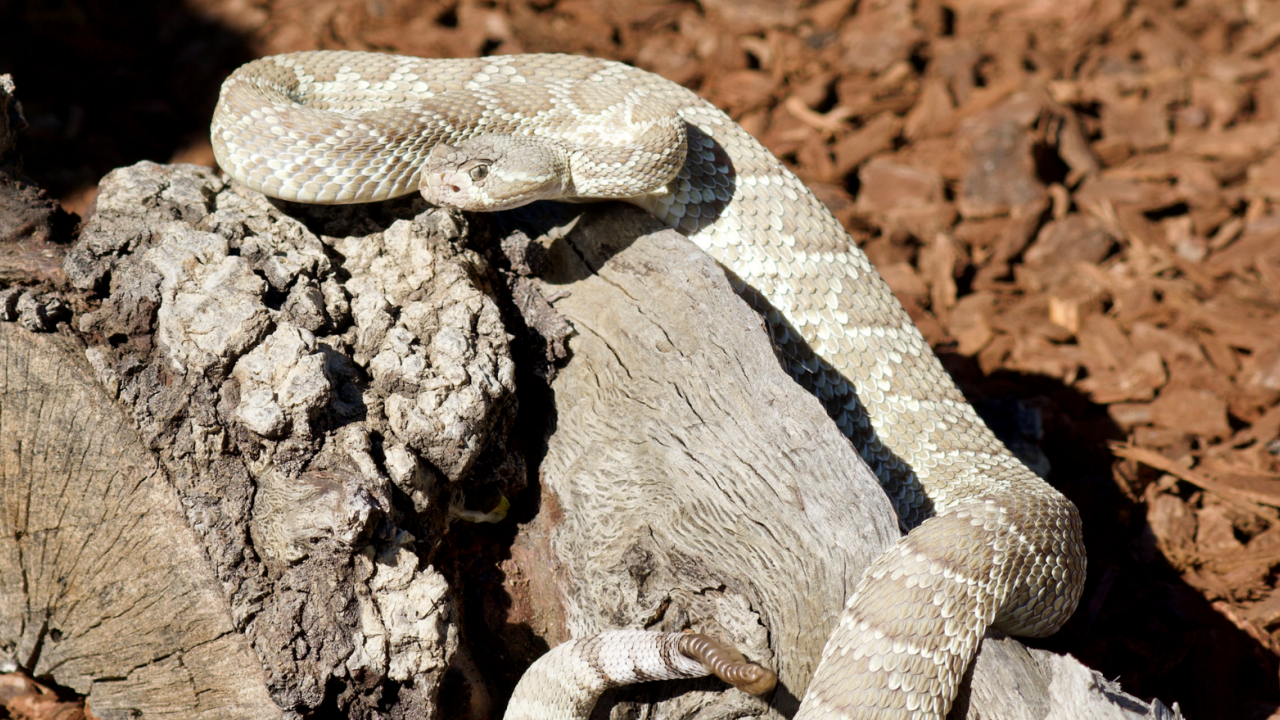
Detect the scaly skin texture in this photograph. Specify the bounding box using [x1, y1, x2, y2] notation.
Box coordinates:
[211, 51, 1087, 720]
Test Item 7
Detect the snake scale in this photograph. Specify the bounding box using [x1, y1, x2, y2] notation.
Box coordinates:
[211, 51, 1086, 719]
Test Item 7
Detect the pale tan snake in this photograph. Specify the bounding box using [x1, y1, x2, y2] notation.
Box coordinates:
[211, 51, 1087, 720]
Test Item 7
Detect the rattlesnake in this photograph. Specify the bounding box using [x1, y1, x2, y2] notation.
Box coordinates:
[211, 51, 1086, 720]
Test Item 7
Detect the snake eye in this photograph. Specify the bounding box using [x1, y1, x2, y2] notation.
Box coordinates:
[469, 165, 489, 181]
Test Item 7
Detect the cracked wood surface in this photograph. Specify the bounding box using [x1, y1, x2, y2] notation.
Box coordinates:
[0, 323, 278, 720]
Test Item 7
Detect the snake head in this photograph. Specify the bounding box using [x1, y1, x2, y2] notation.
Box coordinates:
[419, 135, 573, 211]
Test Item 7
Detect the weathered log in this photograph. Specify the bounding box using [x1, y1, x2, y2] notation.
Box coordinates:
[0, 156, 1179, 719]
[501, 206, 1182, 720]
[6, 161, 519, 720]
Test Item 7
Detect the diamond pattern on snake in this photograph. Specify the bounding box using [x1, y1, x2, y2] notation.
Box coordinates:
[212, 50, 1087, 720]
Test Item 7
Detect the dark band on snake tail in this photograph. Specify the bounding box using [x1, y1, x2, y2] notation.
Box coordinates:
[678, 633, 777, 696]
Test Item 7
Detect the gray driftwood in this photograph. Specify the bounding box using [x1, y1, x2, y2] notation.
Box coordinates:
[503, 207, 1182, 720]
[0, 148, 1179, 718]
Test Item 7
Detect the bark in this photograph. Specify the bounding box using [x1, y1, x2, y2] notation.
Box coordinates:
[5, 158, 519, 720]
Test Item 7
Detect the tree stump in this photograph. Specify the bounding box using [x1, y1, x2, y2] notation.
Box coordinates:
[0, 323, 279, 719]
[0, 156, 1180, 719]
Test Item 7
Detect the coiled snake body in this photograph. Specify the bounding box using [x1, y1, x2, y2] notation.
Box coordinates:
[212, 51, 1086, 720]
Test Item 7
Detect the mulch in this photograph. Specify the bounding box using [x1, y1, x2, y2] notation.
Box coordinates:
[3, 1, 1280, 719]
